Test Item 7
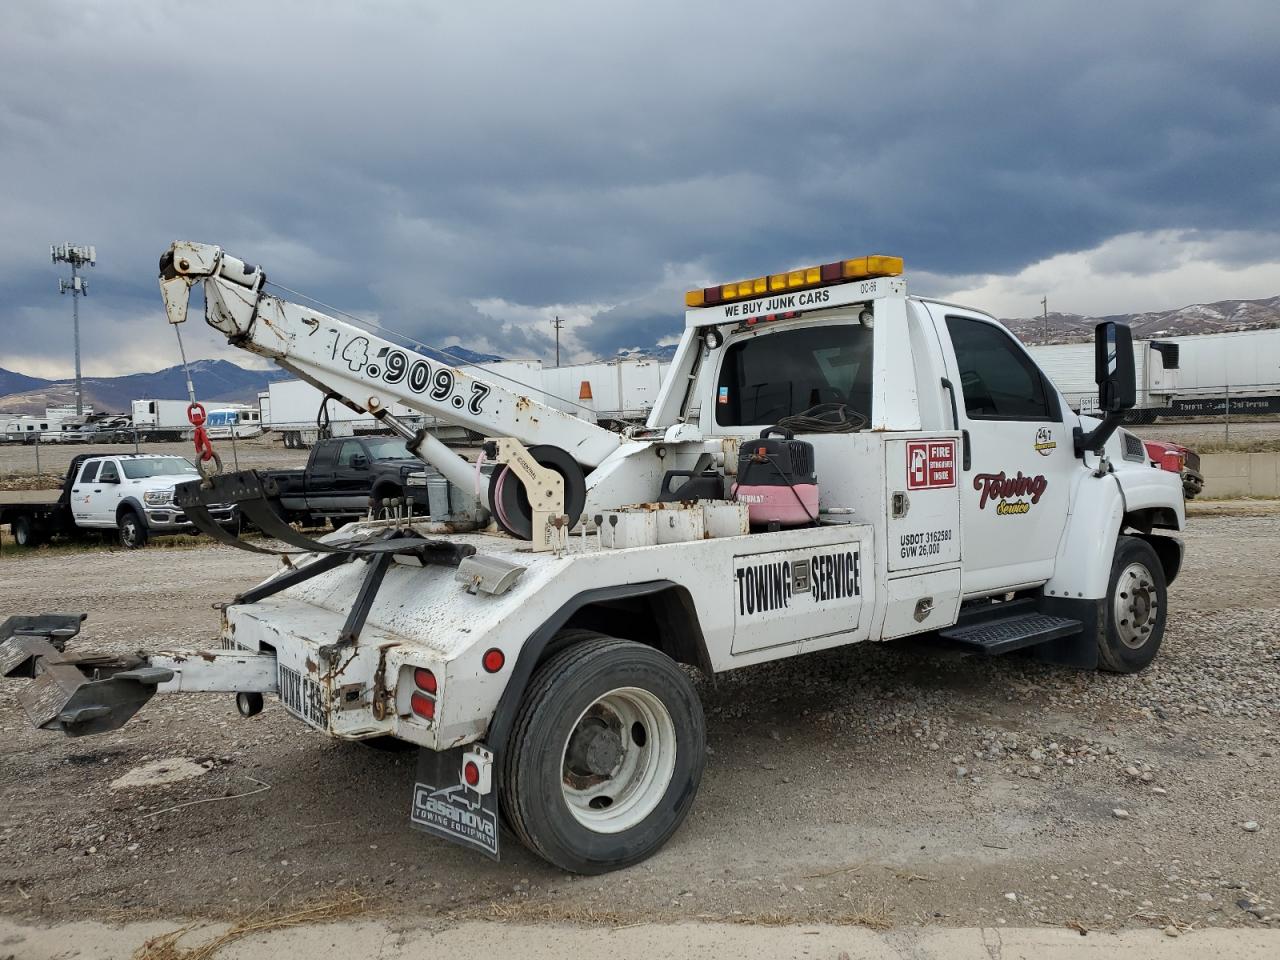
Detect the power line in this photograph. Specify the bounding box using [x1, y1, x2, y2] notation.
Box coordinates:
[551, 314, 564, 367]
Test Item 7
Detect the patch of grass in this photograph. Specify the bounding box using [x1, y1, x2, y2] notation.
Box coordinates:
[474, 898, 894, 930]
[134, 893, 370, 960]
[0, 530, 208, 556]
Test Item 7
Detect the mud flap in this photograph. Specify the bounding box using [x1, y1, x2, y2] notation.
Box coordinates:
[410, 747, 500, 860]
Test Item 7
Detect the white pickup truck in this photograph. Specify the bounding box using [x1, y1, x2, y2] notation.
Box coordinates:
[0, 453, 238, 548]
[5, 247, 1184, 876]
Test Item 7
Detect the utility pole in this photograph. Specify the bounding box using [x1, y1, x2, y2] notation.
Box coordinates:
[551, 314, 564, 367]
[1040, 296, 1048, 344]
[52, 243, 96, 416]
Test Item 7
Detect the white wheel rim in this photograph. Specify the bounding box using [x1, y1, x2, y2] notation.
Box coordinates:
[1114, 561, 1158, 649]
[561, 686, 677, 834]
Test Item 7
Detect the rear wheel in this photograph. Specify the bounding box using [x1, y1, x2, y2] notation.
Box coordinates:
[500, 634, 705, 874]
[1098, 536, 1166, 673]
[11, 515, 43, 548]
[117, 509, 149, 549]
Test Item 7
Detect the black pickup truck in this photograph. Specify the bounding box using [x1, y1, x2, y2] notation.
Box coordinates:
[266, 436, 425, 523]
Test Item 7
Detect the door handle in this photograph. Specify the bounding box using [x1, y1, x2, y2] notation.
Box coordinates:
[93, 488, 102, 493]
[892, 491, 911, 518]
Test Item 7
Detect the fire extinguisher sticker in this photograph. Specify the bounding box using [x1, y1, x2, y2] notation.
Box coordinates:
[906, 439, 957, 490]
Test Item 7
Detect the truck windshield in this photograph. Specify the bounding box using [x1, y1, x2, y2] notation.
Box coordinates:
[362, 438, 413, 461]
[121, 458, 199, 479]
[715, 323, 873, 427]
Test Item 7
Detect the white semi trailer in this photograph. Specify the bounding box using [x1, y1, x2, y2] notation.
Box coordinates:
[4, 243, 1183, 875]
[130, 398, 193, 441]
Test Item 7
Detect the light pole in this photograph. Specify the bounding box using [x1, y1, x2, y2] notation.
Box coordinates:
[52, 243, 96, 417]
[1040, 296, 1048, 344]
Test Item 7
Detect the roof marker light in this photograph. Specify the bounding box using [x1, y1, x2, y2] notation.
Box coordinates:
[686, 254, 903, 308]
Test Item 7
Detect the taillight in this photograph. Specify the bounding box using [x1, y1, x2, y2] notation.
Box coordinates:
[463, 760, 480, 786]
[1159, 451, 1183, 473]
[411, 692, 435, 720]
[414, 668, 437, 694]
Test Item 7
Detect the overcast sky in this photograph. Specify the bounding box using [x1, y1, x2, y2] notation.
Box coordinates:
[3, 1, 1279, 377]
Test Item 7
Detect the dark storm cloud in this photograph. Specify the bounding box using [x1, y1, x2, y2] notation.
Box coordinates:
[1, 0, 1277, 372]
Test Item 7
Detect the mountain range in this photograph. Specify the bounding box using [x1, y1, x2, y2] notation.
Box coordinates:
[1, 296, 1276, 414]
[1001, 295, 1280, 345]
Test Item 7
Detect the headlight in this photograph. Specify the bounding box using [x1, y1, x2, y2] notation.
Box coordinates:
[405, 472, 429, 487]
[144, 489, 174, 506]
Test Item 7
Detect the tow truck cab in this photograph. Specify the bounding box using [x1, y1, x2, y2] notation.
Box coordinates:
[635, 267, 1185, 640]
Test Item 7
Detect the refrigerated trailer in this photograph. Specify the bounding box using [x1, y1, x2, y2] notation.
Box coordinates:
[130, 399, 193, 441]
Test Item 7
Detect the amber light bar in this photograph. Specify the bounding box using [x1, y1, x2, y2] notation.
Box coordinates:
[686, 255, 903, 309]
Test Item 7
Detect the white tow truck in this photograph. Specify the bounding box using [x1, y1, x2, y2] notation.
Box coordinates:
[2, 245, 1184, 873]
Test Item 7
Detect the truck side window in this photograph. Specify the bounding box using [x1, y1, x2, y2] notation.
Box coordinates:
[311, 443, 338, 469]
[946, 316, 1057, 421]
[715, 323, 873, 427]
[79, 461, 99, 483]
[98, 461, 120, 483]
[336, 441, 364, 467]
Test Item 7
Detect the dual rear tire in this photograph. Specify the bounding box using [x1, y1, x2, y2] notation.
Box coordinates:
[500, 634, 705, 874]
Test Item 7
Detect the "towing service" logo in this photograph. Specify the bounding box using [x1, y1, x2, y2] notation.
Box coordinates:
[973, 471, 1048, 515]
[735, 548, 861, 616]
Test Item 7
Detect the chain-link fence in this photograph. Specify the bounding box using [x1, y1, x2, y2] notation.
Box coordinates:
[0, 427, 311, 479]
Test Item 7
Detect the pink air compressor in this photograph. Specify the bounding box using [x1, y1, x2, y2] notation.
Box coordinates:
[732, 427, 819, 526]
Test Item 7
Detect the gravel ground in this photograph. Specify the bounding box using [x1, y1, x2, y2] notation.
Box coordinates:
[0, 516, 1276, 934]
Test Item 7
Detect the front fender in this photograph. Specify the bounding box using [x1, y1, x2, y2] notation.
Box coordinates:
[1043, 471, 1124, 601]
[116, 497, 147, 523]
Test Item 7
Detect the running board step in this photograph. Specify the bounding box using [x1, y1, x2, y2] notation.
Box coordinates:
[940, 612, 1082, 655]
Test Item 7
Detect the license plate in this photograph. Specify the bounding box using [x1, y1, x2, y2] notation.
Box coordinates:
[278, 664, 328, 729]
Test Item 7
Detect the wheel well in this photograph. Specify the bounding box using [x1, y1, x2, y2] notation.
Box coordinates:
[486, 581, 710, 758]
[116, 500, 144, 523]
[372, 480, 401, 499]
[1123, 507, 1180, 534]
[554, 588, 711, 674]
[1130, 532, 1183, 586]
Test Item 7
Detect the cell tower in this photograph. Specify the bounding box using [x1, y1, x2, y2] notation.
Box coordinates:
[51, 243, 96, 416]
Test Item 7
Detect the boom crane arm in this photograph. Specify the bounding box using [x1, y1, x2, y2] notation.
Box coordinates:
[157, 242, 625, 470]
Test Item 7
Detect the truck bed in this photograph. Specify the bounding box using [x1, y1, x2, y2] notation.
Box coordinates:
[0, 489, 61, 507]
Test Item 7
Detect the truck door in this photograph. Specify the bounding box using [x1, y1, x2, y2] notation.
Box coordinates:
[930, 308, 1075, 596]
[71, 459, 100, 524]
[305, 442, 339, 511]
[92, 459, 125, 525]
[334, 440, 371, 510]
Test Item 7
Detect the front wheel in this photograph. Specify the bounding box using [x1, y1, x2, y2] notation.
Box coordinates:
[1098, 536, 1167, 673]
[117, 509, 149, 550]
[500, 635, 705, 874]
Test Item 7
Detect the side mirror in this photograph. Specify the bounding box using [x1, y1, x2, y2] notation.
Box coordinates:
[1095, 321, 1136, 413]
[1076, 321, 1136, 456]
[351, 454, 369, 470]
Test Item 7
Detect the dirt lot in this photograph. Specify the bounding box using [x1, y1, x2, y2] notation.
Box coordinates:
[0, 437, 307, 478]
[1, 515, 1277, 935]
[1130, 419, 1280, 448]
